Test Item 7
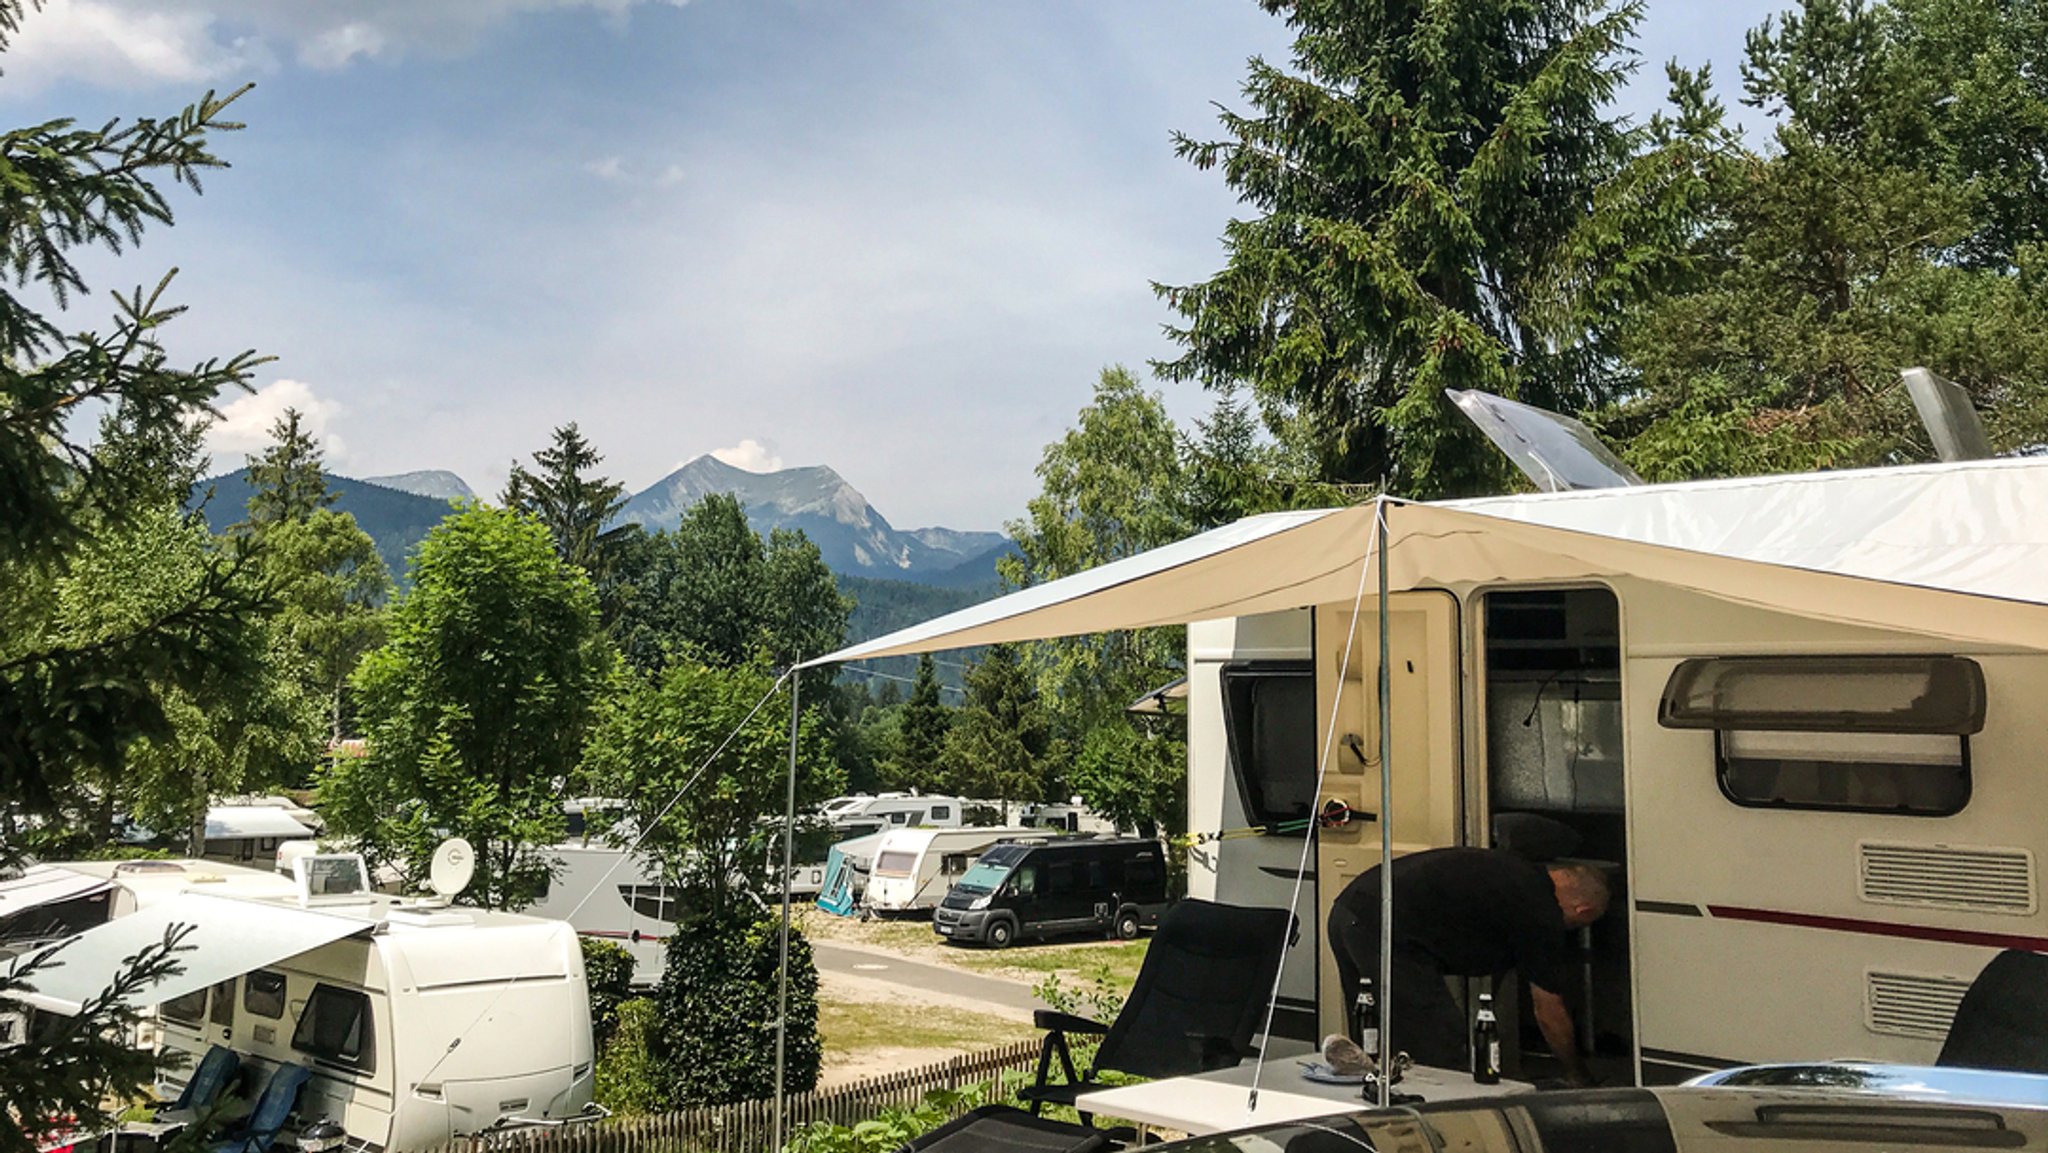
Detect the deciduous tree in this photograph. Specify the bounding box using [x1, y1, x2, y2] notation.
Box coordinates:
[320, 506, 609, 908]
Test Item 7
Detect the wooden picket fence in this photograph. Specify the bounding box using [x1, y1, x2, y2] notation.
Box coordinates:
[424, 1040, 1044, 1153]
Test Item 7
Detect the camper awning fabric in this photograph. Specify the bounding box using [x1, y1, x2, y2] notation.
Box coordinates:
[806, 458, 2048, 665]
[0, 867, 113, 920]
[203, 806, 315, 841]
[5, 893, 367, 1015]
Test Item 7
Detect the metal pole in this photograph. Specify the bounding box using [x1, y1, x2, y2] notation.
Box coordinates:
[773, 662, 801, 1152]
[1376, 503, 1394, 1109]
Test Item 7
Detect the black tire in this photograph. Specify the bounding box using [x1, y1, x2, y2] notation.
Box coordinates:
[987, 919, 1014, 949]
[1115, 909, 1141, 940]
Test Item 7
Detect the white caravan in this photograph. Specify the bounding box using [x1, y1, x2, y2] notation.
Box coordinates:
[863, 827, 1058, 914]
[827, 794, 968, 830]
[13, 856, 594, 1152]
[525, 841, 675, 986]
[810, 456, 2048, 1087]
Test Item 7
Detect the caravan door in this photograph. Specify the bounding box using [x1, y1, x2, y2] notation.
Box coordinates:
[1314, 592, 1463, 1037]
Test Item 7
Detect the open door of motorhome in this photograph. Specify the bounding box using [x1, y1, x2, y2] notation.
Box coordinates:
[1314, 592, 1463, 1038]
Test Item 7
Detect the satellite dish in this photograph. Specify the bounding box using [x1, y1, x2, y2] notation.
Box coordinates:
[428, 838, 475, 900]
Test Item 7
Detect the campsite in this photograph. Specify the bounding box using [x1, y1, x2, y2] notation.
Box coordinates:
[8, 0, 2048, 1151]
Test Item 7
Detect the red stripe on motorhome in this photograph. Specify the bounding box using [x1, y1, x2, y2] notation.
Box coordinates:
[1706, 904, 2048, 952]
[577, 929, 668, 942]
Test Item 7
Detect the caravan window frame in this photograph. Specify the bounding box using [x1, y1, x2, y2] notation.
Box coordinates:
[1218, 660, 1319, 837]
[291, 982, 375, 1074]
[1659, 655, 1983, 818]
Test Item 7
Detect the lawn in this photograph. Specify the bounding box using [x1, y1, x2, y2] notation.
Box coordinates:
[951, 938, 1149, 994]
[818, 998, 1040, 1055]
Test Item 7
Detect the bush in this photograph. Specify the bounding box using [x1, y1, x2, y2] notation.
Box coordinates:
[580, 937, 637, 1049]
[784, 1082, 1011, 1153]
[652, 909, 821, 1107]
[594, 998, 666, 1115]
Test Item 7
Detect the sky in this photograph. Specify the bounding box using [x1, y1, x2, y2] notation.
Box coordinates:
[3, 0, 1783, 533]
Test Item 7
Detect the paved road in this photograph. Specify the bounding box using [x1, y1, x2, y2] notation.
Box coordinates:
[811, 939, 1046, 1016]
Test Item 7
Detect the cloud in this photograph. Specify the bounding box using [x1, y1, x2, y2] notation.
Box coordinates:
[709, 439, 782, 473]
[585, 156, 625, 181]
[206, 379, 346, 467]
[0, 0, 688, 92]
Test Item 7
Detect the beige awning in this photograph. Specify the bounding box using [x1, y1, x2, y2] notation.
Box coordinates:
[808, 458, 2048, 665]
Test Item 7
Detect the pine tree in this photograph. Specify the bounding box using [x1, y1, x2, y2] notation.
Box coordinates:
[1156, 0, 1676, 496]
[888, 654, 950, 791]
[503, 423, 630, 581]
[242, 408, 334, 528]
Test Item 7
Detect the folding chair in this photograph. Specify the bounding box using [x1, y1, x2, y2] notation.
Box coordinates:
[210, 1063, 311, 1153]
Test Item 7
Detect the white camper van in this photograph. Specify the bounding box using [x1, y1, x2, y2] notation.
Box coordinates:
[526, 841, 676, 986]
[862, 827, 1058, 915]
[815, 455, 2048, 1089]
[13, 854, 595, 1151]
[828, 794, 967, 830]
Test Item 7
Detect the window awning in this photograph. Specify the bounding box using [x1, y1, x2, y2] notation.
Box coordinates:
[0, 866, 113, 920]
[4, 893, 369, 1016]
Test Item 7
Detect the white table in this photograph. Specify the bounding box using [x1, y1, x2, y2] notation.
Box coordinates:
[1073, 1058, 1529, 1136]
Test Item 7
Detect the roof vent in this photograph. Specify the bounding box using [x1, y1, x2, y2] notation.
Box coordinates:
[1860, 842, 2035, 915]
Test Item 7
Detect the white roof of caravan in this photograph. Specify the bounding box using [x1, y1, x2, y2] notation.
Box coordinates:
[810, 457, 2048, 662]
[61, 860, 300, 908]
[0, 866, 113, 919]
[202, 806, 316, 840]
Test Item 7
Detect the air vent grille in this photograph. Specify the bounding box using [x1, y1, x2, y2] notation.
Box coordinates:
[1860, 842, 2035, 915]
[1867, 970, 1972, 1040]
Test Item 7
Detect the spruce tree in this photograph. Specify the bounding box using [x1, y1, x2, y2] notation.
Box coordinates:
[242, 407, 333, 528]
[890, 654, 950, 791]
[1157, 0, 1671, 496]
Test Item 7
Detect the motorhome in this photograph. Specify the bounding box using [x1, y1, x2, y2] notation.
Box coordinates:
[826, 794, 967, 830]
[809, 454, 2048, 1088]
[525, 841, 676, 985]
[862, 827, 1057, 915]
[12, 854, 594, 1151]
[932, 837, 1168, 946]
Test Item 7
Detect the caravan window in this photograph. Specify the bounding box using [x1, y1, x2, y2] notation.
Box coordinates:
[1219, 662, 1318, 834]
[293, 983, 374, 1072]
[244, 970, 286, 1019]
[1660, 656, 1982, 817]
[619, 885, 681, 922]
[163, 987, 207, 1027]
[874, 850, 917, 877]
[929, 805, 951, 821]
[208, 978, 237, 1027]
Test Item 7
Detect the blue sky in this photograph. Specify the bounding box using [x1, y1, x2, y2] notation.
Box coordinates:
[4, 0, 1781, 532]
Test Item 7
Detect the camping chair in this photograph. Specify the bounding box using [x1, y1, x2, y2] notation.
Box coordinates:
[1020, 898, 1296, 1124]
[161, 1045, 242, 1117]
[210, 1063, 311, 1153]
[1937, 949, 2048, 1074]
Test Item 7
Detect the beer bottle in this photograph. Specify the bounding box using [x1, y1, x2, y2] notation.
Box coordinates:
[1472, 992, 1501, 1084]
[1354, 977, 1380, 1060]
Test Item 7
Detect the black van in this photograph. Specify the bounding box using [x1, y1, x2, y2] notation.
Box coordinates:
[932, 837, 1168, 948]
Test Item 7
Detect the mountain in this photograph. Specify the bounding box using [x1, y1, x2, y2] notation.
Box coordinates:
[190, 472, 460, 579]
[361, 469, 475, 502]
[617, 455, 1006, 584]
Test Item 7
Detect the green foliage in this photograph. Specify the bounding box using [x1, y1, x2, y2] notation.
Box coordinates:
[257, 509, 390, 745]
[1, 923, 193, 1150]
[652, 911, 821, 1108]
[1001, 368, 1188, 745]
[581, 658, 841, 918]
[593, 998, 666, 1116]
[1067, 724, 1186, 839]
[0, 81, 270, 831]
[884, 655, 950, 792]
[503, 424, 637, 628]
[1158, 0, 1671, 496]
[784, 1081, 1010, 1153]
[320, 505, 610, 908]
[610, 494, 851, 678]
[939, 645, 1051, 813]
[581, 937, 638, 1050]
[240, 408, 334, 529]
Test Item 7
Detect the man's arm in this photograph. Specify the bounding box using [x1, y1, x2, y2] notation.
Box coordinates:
[1528, 984, 1592, 1086]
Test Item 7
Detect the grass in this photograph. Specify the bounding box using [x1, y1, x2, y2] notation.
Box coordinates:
[952, 939, 1149, 992]
[818, 998, 1039, 1056]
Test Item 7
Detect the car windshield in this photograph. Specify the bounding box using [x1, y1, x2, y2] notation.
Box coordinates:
[953, 858, 1014, 894]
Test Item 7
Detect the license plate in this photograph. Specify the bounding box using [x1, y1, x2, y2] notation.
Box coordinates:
[935, 925, 953, 935]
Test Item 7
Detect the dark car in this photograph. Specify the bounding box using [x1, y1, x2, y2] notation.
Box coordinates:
[932, 837, 1167, 947]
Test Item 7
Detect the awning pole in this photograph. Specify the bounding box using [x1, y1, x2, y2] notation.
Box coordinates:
[773, 662, 800, 1152]
[1376, 502, 1394, 1109]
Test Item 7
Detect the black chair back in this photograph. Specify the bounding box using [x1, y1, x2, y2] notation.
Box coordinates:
[1938, 949, 2048, 1074]
[1094, 898, 1295, 1080]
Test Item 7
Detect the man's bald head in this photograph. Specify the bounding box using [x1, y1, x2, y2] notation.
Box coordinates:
[1547, 862, 1611, 929]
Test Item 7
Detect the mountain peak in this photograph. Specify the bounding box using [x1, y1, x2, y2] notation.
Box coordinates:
[618, 457, 1004, 581]
[360, 469, 475, 502]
